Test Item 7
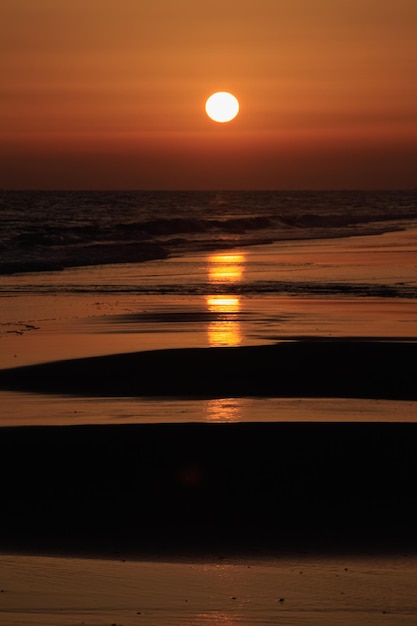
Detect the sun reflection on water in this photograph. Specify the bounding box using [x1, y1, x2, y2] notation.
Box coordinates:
[206, 295, 241, 347]
[206, 253, 245, 347]
[206, 397, 242, 422]
[209, 254, 245, 283]
[193, 613, 239, 626]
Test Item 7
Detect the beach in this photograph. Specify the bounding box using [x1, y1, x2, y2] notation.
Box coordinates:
[2, 553, 417, 626]
[4, 552, 417, 626]
[2, 416, 417, 624]
[1, 225, 417, 625]
[2, 420, 417, 624]
[1, 0, 417, 608]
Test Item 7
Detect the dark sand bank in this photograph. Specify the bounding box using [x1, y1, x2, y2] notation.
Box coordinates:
[2, 422, 417, 558]
[0, 340, 416, 400]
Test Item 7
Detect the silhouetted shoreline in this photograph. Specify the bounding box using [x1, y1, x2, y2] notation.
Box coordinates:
[0, 340, 416, 400]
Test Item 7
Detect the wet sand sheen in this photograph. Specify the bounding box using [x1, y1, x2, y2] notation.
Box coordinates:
[2, 553, 417, 626]
[1, 392, 416, 427]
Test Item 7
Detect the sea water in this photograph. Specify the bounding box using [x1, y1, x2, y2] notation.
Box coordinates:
[1, 190, 417, 425]
[1, 189, 416, 276]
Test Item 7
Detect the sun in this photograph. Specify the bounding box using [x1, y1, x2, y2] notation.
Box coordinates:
[205, 92, 239, 123]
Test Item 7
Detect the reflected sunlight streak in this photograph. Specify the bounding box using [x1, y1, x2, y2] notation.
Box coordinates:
[207, 253, 245, 347]
[207, 318, 242, 347]
[206, 398, 242, 422]
[207, 295, 240, 312]
[208, 254, 245, 283]
[194, 614, 239, 626]
[206, 295, 242, 346]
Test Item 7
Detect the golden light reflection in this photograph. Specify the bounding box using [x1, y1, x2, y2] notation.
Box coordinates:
[206, 398, 242, 422]
[207, 253, 245, 347]
[207, 319, 242, 346]
[207, 296, 242, 346]
[207, 295, 240, 312]
[208, 254, 245, 283]
[194, 613, 239, 626]
[206, 295, 241, 347]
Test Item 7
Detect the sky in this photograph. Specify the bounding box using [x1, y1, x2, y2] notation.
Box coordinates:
[1, 0, 416, 190]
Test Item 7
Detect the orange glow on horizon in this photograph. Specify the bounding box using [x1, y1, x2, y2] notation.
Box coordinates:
[1, 1, 416, 189]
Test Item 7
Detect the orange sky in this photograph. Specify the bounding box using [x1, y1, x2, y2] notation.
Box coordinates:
[1, 0, 416, 189]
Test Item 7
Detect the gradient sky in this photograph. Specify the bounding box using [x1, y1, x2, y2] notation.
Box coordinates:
[1, 0, 416, 189]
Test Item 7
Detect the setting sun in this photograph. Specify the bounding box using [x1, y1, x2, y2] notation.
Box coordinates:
[205, 92, 239, 123]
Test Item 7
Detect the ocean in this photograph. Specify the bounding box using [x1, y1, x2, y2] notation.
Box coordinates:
[1, 189, 417, 425]
[1, 189, 416, 277]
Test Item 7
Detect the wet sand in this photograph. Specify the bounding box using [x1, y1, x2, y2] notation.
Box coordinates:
[1, 231, 417, 625]
[1, 228, 417, 373]
[2, 553, 417, 626]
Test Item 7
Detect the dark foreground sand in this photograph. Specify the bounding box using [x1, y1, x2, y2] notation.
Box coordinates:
[2, 420, 417, 558]
[0, 340, 416, 400]
[1, 340, 417, 558]
[1, 341, 417, 625]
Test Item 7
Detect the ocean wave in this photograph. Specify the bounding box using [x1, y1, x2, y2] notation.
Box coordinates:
[1, 190, 416, 275]
[0, 242, 169, 275]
